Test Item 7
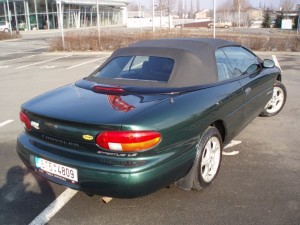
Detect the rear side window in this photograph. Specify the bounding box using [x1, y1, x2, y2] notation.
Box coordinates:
[94, 56, 175, 82]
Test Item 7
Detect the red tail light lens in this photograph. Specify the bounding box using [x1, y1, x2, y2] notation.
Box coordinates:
[20, 111, 31, 130]
[96, 131, 161, 152]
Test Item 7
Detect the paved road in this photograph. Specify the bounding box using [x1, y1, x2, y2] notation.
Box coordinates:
[0, 33, 299, 225]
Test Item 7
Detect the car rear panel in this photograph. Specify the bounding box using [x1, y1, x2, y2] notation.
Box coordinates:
[17, 83, 196, 197]
[25, 111, 103, 150]
[17, 130, 195, 198]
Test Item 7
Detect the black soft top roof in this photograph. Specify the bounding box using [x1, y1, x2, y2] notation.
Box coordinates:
[130, 38, 237, 52]
[87, 38, 240, 88]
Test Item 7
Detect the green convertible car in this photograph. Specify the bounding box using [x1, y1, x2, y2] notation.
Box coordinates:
[17, 38, 286, 198]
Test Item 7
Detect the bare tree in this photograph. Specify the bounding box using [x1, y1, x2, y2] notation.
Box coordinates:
[217, 0, 252, 26]
[188, 0, 194, 18]
[280, 0, 295, 11]
[233, 0, 250, 11]
[232, 0, 251, 26]
[196, 0, 200, 12]
[217, 0, 233, 22]
[158, 0, 177, 14]
[184, 0, 188, 17]
[127, 3, 139, 11]
[217, 0, 233, 12]
[177, 0, 183, 18]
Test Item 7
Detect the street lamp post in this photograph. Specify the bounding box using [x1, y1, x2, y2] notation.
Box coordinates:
[213, 0, 216, 38]
[152, 0, 155, 33]
[6, 0, 12, 37]
[57, 0, 65, 50]
[297, 6, 300, 34]
[96, 0, 101, 48]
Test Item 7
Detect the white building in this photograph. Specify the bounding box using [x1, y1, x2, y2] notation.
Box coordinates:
[0, 0, 129, 30]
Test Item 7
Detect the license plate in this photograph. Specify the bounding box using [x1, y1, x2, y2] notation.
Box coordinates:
[35, 157, 78, 183]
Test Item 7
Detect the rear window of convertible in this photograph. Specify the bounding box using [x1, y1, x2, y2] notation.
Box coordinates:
[93, 56, 175, 82]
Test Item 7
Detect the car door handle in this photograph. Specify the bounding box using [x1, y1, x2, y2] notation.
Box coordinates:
[245, 87, 251, 95]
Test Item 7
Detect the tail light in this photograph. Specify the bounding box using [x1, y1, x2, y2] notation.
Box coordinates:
[20, 111, 31, 131]
[96, 131, 161, 152]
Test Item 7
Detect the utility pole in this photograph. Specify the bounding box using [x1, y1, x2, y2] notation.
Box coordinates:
[96, 0, 101, 48]
[168, 0, 171, 30]
[6, 0, 12, 37]
[152, 0, 155, 33]
[57, 0, 65, 50]
[213, 0, 216, 38]
[297, 5, 300, 34]
[197, 0, 200, 12]
[238, 0, 241, 27]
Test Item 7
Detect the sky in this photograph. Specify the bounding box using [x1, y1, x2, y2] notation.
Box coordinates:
[132, 0, 300, 11]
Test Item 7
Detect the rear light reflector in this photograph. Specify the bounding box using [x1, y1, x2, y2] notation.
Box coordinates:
[96, 131, 161, 152]
[20, 111, 31, 130]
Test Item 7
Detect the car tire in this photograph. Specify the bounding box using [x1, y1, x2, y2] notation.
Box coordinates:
[224, 25, 229, 29]
[260, 80, 287, 117]
[192, 126, 222, 190]
[4, 28, 9, 32]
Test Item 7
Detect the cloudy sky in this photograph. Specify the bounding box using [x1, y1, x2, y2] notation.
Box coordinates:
[132, 0, 300, 11]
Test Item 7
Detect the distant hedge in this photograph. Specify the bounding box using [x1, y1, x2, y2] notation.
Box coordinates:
[48, 29, 300, 52]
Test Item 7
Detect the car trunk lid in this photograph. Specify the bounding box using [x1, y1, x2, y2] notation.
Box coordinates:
[21, 83, 170, 150]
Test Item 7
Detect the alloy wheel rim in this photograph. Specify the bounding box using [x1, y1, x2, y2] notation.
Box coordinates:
[266, 86, 284, 114]
[200, 136, 221, 183]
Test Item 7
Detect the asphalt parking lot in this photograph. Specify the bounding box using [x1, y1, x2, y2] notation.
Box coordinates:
[0, 32, 299, 225]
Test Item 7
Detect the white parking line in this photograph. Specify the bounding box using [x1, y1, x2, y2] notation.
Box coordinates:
[17, 55, 71, 69]
[40, 65, 56, 69]
[224, 140, 242, 149]
[223, 140, 241, 155]
[0, 54, 37, 64]
[67, 56, 109, 70]
[272, 55, 282, 71]
[222, 150, 240, 156]
[29, 188, 78, 225]
[0, 47, 47, 56]
[0, 120, 14, 127]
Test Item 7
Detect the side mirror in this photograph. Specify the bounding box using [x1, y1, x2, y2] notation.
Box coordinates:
[263, 59, 275, 68]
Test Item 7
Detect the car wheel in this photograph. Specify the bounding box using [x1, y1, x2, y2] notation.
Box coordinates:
[4, 28, 9, 32]
[224, 25, 229, 29]
[192, 126, 222, 190]
[260, 81, 286, 117]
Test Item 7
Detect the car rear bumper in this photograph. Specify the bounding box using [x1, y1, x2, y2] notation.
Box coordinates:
[17, 132, 195, 198]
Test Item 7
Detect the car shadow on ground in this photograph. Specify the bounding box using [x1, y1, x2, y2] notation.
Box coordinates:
[0, 165, 56, 224]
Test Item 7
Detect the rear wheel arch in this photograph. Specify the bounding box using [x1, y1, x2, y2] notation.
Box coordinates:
[211, 120, 226, 143]
[276, 74, 281, 82]
[176, 125, 223, 191]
